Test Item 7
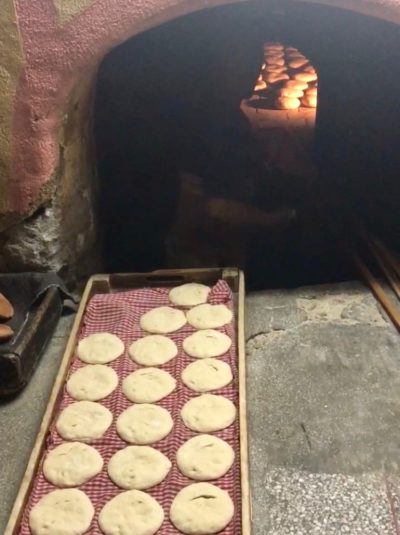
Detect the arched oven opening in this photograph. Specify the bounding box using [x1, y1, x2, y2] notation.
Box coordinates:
[93, 1, 400, 290]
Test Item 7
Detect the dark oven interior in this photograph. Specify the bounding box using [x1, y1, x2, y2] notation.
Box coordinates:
[94, 1, 400, 290]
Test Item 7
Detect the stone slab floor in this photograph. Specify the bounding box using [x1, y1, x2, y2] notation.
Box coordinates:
[1, 281, 399, 533]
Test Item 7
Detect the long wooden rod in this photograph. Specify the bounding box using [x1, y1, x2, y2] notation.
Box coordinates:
[365, 240, 400, 302]
[372, 238, 400, 281]
[350, 250, 400, 333]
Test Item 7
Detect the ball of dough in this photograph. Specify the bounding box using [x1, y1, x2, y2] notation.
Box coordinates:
[294, 71, 318, 83]
[186, 304, 232, 330]
[264, 43, 284, 52]
[285, 46, 299, 53]
[29, 489, 94, 535]
[264, 72, 289, 84]
[43, 442, 103, 487]
[169, 283, 211, 306]
[277, 87, 304, 99]
[77, 333, 124, 364]
[183, 329, 231, 358]
[304, 64, 316, 73]
[108, 446, 171, 489]
[254, 80, 267, 91]
[122, 368, 176, 403]
[66, 365, 118, 401]
[264, 52, 284, 60]
[170, 483, 234, 535]
[181, 394, 236, 432]
[56, 401, 112, 442]
[301, 95, 317, 108]
[282, 80, 308, 90]
[182, 359, 233, 392]
[264, 64, 287, 73]
[265, 56, 285, 66]
[305, 86, 318, 97]
[99, 490, 164, 535]
[288, 57, 309, 69]
[140, 306, 186, 333]
[275, 96, 301, 110]
[177, 435, 235, 480]
[128, 335, 178, 366]
[117, 404, 173, 444]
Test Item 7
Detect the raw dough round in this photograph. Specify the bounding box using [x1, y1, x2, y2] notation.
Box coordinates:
[122, 368, 176, 403]
[128, 335, 178, 366]
[275, 96, 301, 110]
[99, 490, 164, 535]
[177, 435, 235, 480]
[288, 57, 309, 69]
[305, 86, 318, 97]
[182, 359, 232, 392]
[56, 401, 112, 442]
[265, 56, 285, 66]
[170, 483, 234, 535]
[263, 64, 287, 74]
[264, 72, 289, 84]
[169, 283, 210, 306]
[282, 80, 308, 90]
[254, 80, 267, 91]
[29, 489, 94, 535]
[181, 394, 236, 432]
[301, 95, 317, 108]
[277, 87, 304, 98]
[186, 304, 233, 330]
[108, 445, 171, 489]
[43, 442, 103, 487]
[77, 333, 124, 364]
[294, 71, 318, 83]
[183, 329, 231, 359]
[117, 404, 173, 444]
[66, 365, 118, 401]
[140, 306, 186, 333]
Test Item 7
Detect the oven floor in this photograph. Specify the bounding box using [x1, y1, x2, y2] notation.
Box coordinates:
[247, 281, 400, 534]
[0, 281, 399, 534]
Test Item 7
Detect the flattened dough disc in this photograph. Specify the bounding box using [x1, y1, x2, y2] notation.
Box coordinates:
[29, 489, 94, 535]
[140, 306, 186, 333]
[43, 442, 103, 487]
[169, 283, 210, 306]
[108, 445, 171, 489]
[182, 359, 232, 392]
[181, 394, 236, 433]
[66, 365, 118, 401]
[77, 333, 124, 364]
[177, 435, 234, 480]
[99, 490, 164, 535]
[128, 335, 178, 366]
[183, 329, 231, 359]
[186, 304, 232, 329]
[170, 483, 234, 534]
[117, 404, 173, 444]
[56, 401, 112, 442]
[122, 368, 176, 403]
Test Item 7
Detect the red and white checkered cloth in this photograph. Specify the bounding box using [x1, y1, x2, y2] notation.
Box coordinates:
[19, 280, 241, 535]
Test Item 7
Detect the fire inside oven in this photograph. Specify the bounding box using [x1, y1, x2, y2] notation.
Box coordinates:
[94, 2, 400, 290]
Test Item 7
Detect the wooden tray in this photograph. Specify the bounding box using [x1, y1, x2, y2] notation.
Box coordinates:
[5, 267, 250, 535]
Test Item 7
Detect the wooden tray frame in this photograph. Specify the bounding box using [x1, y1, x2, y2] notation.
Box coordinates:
[5, 267, 251, 535]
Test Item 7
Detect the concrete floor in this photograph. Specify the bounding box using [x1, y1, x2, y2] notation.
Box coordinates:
[1, 281, 400, 533]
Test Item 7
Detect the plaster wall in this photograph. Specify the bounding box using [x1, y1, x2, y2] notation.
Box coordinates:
[0, 0, 400, 220]
[0, 0, 399, 277]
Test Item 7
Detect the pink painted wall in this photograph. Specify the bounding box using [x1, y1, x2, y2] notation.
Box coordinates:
[7, 0, 400, 214]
